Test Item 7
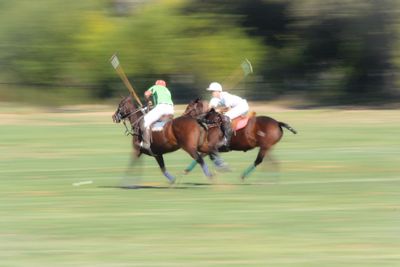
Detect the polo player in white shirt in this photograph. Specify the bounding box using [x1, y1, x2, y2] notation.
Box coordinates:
[207, 82, 249, 151]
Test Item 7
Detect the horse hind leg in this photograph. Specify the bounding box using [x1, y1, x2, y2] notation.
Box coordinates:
[155, 155, 175, 184]
[241, 147, 268, 180]
[177, 125, 212, 178]
[241, 119, 283, 180]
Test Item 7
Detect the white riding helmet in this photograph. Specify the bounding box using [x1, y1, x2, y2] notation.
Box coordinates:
[206, 82, 223, 92]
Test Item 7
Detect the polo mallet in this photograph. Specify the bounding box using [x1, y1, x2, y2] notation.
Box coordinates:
[110, 54, 143, 107]
[222, 58, 253, 90]
[110, 54, 145, 187]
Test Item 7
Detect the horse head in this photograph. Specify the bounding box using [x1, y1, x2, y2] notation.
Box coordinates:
[184, 98, 209, 118]
[112, 96, 140, 123]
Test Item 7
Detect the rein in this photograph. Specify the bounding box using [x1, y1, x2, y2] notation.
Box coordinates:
[121, 107, 147, 136]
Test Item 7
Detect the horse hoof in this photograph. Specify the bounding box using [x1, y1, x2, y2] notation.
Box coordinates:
[183, 170, 190, 175]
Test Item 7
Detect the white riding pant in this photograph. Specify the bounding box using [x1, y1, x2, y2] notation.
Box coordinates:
[225, 100, 249, 120]
[143, 103, 174, 128]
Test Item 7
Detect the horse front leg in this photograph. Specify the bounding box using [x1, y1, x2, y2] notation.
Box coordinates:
[184, 151, 231, 174]
[209, 151, 230, 172]
[155, 155, 175, 184]
[195, 152, 212, 178]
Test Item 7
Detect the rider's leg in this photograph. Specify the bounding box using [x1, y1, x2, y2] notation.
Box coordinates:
[141, 106, 160, 149]
[223, 101, 249, 149]
[220, 115, 233, 149]
[141, 104, 174, 149]
[139, 119, 151, 149]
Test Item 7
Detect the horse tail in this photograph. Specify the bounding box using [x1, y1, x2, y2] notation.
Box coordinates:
[278, 122, 297, 134]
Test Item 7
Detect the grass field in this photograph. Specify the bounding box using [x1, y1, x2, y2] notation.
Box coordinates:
[1, 104, 400, 267]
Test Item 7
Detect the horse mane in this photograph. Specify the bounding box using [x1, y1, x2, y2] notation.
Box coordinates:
[204, 107, 223, 124]
[123, 95, 140, 110]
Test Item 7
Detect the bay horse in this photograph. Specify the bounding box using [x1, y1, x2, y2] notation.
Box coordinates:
[112, 96, 212, 183]
[183, 99, 297, 179]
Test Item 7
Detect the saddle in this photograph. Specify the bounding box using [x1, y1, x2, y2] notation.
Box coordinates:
[231, 111, 256, 131]
[151, 114, 173, 132]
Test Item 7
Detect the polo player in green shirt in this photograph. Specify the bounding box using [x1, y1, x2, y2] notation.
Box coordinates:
[139, 80, 174, 150]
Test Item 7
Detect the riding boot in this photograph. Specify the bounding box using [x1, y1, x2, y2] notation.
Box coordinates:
[139, 119, 151, 150]
[219, 115, 232, 152]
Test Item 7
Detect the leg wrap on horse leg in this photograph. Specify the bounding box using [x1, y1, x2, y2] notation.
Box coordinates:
[210, 151, 230, 171]
[242, 164, 256, 179]
[210, 152, 224, 167]
[163, 171, 175, 183]
[184, 160, 198, 173]
[196, 154, 212, 178]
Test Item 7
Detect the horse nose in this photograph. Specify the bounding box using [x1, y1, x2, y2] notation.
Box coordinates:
[112, 113, 120, 123]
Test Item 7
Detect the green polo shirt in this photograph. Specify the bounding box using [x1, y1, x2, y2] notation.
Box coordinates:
[148, 85, 173, 105]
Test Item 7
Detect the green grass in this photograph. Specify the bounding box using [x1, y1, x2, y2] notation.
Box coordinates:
[0, 106, 399, 267]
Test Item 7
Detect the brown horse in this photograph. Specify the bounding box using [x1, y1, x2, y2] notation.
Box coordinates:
[112, 96, 212, 183]
[183, 99, 297, 179]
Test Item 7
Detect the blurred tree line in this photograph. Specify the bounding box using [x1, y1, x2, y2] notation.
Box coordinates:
[0, 0, 399, 105]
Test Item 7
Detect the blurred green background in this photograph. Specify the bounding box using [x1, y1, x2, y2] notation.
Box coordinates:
[1, 0, 400, 106]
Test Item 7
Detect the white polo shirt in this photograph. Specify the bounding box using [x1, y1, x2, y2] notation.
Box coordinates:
[209, 92, 246, 108]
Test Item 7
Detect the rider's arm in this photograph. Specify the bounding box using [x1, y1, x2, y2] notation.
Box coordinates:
[209, 97, 229, 113]
[209, 97, 220, 109]
[216, 107, 230, 113]
[144, 90, 152, 100]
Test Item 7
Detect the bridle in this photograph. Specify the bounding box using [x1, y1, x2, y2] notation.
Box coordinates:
[118, 106, 148, 136]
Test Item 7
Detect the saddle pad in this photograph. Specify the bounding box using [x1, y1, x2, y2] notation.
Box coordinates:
[151, 120, 168, 132]
[233, 116, 249, 131]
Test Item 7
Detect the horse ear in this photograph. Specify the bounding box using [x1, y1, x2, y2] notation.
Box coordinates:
[195, 97, 200, 103]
